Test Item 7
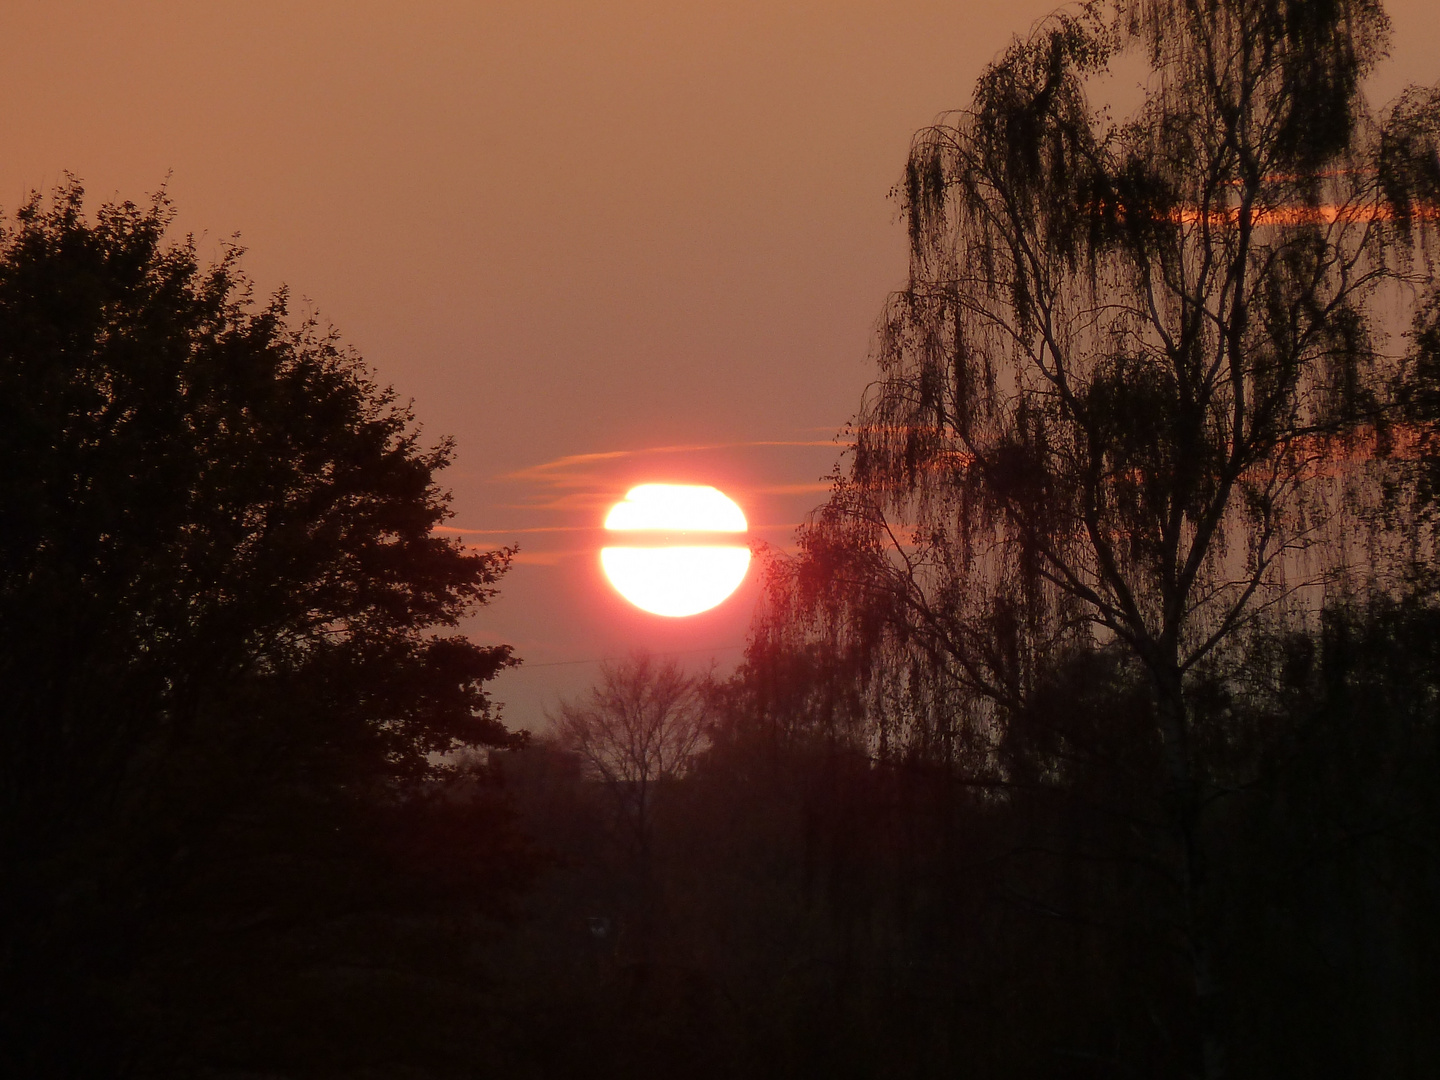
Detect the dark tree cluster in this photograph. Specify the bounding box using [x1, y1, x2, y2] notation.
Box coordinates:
[0, 185, 530, 1076]
[476, 605, 1439, 1079]
[701, 0, 1440, 1075]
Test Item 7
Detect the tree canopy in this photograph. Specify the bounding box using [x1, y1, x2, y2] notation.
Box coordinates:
[769, 0, 1440, 742]
[753, 1, 1440, 1075]
[0, 182, 521, 1073]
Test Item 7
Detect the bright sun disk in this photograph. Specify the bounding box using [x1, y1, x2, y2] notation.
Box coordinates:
[601, 484, 751, 617]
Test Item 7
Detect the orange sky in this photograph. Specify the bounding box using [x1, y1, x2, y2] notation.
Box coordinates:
[4, 1, 1437, 730]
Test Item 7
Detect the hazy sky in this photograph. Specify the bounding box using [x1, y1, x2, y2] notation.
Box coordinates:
[4, 1, 1436, 730]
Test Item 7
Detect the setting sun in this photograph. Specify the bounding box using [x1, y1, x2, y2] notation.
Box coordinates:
[600, 484, 751, 617]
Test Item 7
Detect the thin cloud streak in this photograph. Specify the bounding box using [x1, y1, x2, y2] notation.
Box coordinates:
[447, 522, 806, 538]
[457, 437, 842, 569]
[434, 524, 590, 535]
[749, 482, 834, 495]
[502, 439, 846, 488]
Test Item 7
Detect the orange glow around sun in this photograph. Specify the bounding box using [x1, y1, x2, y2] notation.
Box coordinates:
[600, 484, 751, 617]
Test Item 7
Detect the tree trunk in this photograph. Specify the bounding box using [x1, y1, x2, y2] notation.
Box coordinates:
[1154, 665, 1224, 1080]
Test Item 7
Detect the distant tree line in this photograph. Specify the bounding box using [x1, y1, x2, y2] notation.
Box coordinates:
[499, 602, 1440, 1078]
[4, 1, 1440, 1077]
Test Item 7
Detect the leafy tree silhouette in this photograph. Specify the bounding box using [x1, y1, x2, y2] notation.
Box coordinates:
[0, 182, 522, 1074]
[755, 1, 1440, 1074]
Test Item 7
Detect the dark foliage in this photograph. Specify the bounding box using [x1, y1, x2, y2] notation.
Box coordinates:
[744, 1, 1440, 1074]
[0, 184, 527, 1076]
[482, 594, 1439, 1078]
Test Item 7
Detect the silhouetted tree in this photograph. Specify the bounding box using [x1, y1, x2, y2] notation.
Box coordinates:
[0, 182, 522, 1074]
[554, 652, 708, 872]
[757, 2, 1440, 1074]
